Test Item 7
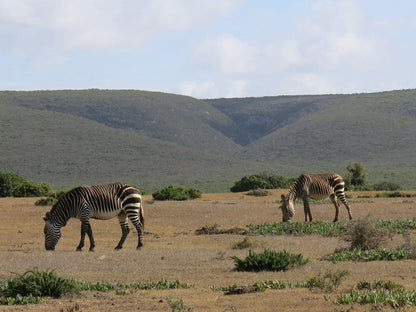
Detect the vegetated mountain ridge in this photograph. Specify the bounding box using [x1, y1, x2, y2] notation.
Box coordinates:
[1, 89, 415, 191]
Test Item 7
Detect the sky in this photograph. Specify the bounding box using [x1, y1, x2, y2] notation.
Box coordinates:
[1, 0, 416, 98]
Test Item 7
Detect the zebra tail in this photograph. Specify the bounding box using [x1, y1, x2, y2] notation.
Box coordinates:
[139, 203, 144, 227]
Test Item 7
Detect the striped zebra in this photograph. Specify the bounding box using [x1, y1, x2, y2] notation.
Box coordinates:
[43, 183, 144, 251]
[280, 173, 352, 222]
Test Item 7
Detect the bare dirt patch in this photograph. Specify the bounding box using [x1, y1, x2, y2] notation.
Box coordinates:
[1, 191, 416, 311]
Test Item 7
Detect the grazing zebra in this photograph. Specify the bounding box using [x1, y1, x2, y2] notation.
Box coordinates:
[43, 183, 144, 251]
[280, 173, 352, 222]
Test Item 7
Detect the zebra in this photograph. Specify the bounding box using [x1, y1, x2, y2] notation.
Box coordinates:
[43, 183, 144, 251]
[280, 173, 352, 222]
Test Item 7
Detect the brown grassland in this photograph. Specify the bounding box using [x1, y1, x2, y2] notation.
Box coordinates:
[1, 190, 416, 311]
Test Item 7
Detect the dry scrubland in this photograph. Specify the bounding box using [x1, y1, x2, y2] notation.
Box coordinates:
[1, 191, 416, 311]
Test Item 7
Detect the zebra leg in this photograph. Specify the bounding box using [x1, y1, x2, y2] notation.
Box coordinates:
[127, 213, 143, 250]
[77, 219, 92, 251]
[339, 197, 353, 220]
[115, 212, 130, 250]
[86, 223, 95, 251]
[302, 198, 312, 222]
[330, 194, 340, 222]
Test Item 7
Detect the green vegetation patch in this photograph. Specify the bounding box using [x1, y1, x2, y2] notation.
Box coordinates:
[249, 218, 416, 236]
[325, 248, 416, 262]
[249, 221, 346, 236]
[337, 281, 416, 309]
[231, 249, 309, 272]
[0, 269, 192, 305]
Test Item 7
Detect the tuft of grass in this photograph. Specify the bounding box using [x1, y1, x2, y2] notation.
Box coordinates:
[232, 237, 263, 250]
[166, 296, 193, 312]
[306, 270, 349, 293]
[231, 249, 309, 272]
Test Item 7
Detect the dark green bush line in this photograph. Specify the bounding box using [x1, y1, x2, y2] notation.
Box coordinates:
[231, 249, 309, 272]
[325, 247, 416, 262]
[152, 185, 201, 201]
[249, 218, 416, 236]
[0, 270, 192, 305]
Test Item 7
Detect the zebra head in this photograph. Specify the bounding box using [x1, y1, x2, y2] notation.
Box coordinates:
[280, 194, 295, 222]
[43, 212, 62, 250]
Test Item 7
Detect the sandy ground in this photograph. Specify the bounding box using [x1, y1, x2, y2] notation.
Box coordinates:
[1, 190, 416, 311]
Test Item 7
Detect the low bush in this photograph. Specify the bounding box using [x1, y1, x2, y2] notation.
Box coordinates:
[231, 249, 309, 272]
[343, 219, 391, 250]
[152, 185, 201, 201]
[230, 172, 288, 192]
[0, 269, 79, 300]
[306, 270, 349, 292]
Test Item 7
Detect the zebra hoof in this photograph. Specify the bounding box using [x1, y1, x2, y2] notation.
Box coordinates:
[136, 247, 141, 251]
[76, 248, 82, 252]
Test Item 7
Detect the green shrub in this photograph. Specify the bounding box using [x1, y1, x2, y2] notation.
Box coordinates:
[152, 185, 201, 201]
[230, 172, 288, 192]
[35, 190, 66, 206]
[231, 249, 309, 272]
[0, 269, 79, 299]
[0, 171, 52, 197]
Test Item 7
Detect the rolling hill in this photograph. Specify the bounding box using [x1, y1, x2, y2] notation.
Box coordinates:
[1, 89, 415, 191]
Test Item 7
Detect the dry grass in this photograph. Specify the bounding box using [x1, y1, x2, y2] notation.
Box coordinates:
[1, 190, 416, 311]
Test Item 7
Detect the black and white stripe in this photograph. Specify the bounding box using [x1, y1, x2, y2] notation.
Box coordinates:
[280, 173, 352, 222]
[43, 183, 144, 251]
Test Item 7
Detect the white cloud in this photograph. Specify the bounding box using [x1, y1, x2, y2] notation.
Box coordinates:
[195, 34, 259, 76]
[0, 0, 240, 52]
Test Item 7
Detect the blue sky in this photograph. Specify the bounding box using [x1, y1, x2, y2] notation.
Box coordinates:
[1, 0, 416, 98]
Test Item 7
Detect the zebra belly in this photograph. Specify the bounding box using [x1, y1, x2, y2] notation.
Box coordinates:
[92, 209, 122, 220]
[309, 193, 331, 200]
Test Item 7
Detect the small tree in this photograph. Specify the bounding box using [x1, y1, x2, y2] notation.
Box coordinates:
[344, 163, 366, 190]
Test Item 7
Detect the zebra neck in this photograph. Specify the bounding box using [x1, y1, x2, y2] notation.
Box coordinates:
[49, 205, 71, 227]
[288, 189, 298, 201]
